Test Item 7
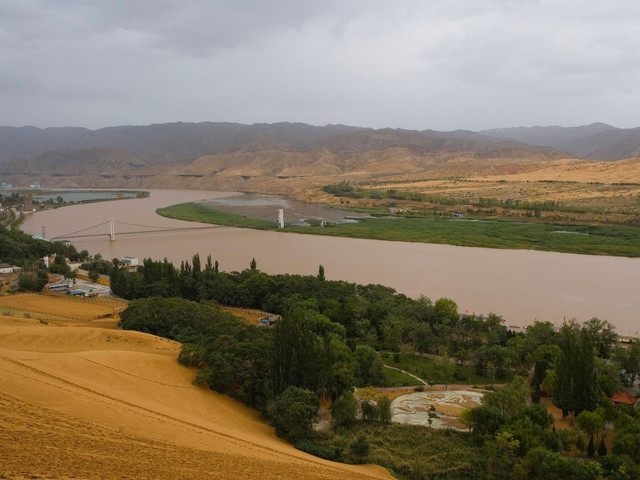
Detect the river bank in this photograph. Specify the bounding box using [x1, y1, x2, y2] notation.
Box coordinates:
[20, 189, 640, 333]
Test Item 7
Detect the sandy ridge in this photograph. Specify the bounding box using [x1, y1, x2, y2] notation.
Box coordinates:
[0, 319, 391, 479]
[0, 391, 365, 480]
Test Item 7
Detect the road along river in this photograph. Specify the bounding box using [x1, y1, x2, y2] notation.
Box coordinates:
[21, 189, 640, 334]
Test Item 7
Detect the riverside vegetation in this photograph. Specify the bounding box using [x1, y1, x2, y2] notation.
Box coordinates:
[2, 219, 640, 479]
[157, 200, 640, 257]
[110, 254, 640, 480]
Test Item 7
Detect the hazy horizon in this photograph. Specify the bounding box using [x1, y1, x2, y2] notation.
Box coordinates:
[0, 119, 632, 133]
[2, 1, 639, 131]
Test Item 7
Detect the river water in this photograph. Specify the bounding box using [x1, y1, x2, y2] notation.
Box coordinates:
[21, 189, 640, 334]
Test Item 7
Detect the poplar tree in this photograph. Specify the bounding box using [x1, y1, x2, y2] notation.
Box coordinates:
[553, 323, 599, 425]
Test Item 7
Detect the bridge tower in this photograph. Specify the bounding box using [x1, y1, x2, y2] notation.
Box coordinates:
[109, 218, 115, 241]
[277, 209, 284, 228]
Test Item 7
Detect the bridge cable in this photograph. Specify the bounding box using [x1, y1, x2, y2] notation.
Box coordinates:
[51, 220, 109, 239]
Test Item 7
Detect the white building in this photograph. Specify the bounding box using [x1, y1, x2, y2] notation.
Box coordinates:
[0, 263, 14, 274]
[120, 256, 139, 267]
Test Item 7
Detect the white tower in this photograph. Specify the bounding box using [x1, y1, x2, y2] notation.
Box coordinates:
[277, 209, 284, 229]
[109, 218, 116, 241]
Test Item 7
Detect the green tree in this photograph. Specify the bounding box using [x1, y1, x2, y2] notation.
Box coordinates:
[435, 353, 456, 387]
[350, 435, 370, 459]
[461, 405, 506, 438]
[377, 396, 392, 424]
[616, 341, 640, 386]
[271, 307, 352, 396]
[576, 409, 604, 443]
[354, 345, 386, 386]
[531, 344, 561, 397]
[613, 413, 640, 464]
[317, 264, 325, 282]
[331, 391, 357, 427]
[49, 254, 71, 276]
[583, 317, 617, 359]
[525, 320, 558, 347]
[427, 405, 438, 428]
[178, 343, 207, 368]
[481, 377, 529, 417]
[18, 271, 47, 292]
[269, 386, 319, 442]
[434, 297, 459, 323]
[553, 323, 599, 425]
[600, 455, 630, 480]
[587, 435, 595, 457]
[596, 357, 623, 397]
[597, 437, 607, 457]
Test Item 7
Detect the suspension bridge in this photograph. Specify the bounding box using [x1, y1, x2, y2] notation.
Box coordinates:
[47, 218, 230, 242]
[45, 208, 320, 242]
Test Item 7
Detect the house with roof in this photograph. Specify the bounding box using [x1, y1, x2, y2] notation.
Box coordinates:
[611, 391, 638, 409]
[0, 263, 14, 274]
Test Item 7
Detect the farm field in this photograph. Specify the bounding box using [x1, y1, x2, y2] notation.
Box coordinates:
[0, 293, 125, 324]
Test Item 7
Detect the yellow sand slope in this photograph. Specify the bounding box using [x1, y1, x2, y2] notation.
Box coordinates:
[0, 316, 390, 480]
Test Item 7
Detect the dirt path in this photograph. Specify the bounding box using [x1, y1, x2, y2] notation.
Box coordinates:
[383, 363, 428, 385]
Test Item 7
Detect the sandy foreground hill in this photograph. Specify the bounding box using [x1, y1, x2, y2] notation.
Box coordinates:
[0, 315, 391, 480]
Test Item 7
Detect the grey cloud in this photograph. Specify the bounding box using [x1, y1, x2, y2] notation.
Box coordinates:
[1, 0, 640, 130]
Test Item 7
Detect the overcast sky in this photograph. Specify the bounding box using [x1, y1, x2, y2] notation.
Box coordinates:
[1, 0, 639, 131]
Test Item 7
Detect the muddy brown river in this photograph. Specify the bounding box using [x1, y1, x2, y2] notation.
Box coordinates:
[21, 189, 640, 334]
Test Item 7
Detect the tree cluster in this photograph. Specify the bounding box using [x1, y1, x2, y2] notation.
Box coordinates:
[463, 319, 640, 479]
[112, 254, 640, 479]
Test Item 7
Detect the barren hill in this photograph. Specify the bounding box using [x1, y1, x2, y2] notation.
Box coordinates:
[0, 314, 391, 480]
[0, 121, 568, 164]
[3, 120, 640, 196]
[0, 122, 364, 165]
[0, 123, 573, 194]
[1, 147, 155, 175]
[481, 123, 640, 161]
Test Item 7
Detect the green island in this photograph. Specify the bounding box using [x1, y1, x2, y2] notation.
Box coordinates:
[157, 201, 640, 257]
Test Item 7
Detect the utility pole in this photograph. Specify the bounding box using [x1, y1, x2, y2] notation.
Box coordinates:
[109, 218, 115, 241]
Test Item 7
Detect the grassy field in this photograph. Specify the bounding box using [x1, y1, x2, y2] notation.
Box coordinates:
[157, 202, 276, 229]
[306, 423, 486, 480]
[381, 366, 424, 388]
[382, 353, 493, 387]
[157, 202, 640, 257]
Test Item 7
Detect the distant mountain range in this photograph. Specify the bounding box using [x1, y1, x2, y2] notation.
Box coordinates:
[481, 123, 640, 161]
[0, 121, 638, 190]
[1, 121, 639, 166]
